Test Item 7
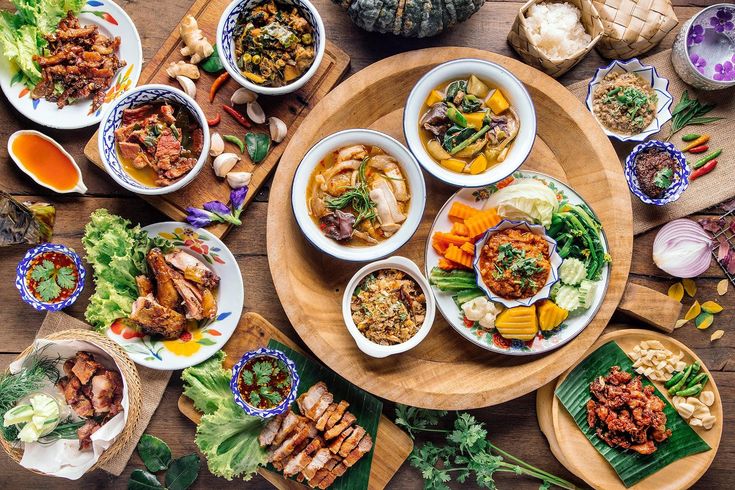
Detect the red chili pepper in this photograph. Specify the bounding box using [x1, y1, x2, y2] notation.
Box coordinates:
[690, 159, 718, 180]
[207, 113, 221, 127]
[209, 72, 230, 102]
[688, 144, 709, 154]
[222, 104, 252, 128]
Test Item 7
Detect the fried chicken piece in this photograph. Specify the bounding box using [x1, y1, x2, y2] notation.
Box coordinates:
[165, 249, 220, 289]
[147, 248, 181, 310]
[129, 295, 186, 339]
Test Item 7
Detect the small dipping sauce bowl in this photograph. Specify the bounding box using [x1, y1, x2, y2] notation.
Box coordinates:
[624, 140, 689, 206]
[16, 243, 86, 312]
[230, 347, 299, 418]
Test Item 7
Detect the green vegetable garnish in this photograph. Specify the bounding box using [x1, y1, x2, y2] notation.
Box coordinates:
[30, 259, 75, 301]
[137, 434, 173, 473]
[201, 45, 224, 73]
[325, 157, 377, 226]
[245, 132, 271, 163]
[653, 167, 673, 189]
[667, 90, 724, 140]
[223, 134, 245, 154]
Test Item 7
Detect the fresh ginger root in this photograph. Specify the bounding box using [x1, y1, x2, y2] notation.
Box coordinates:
[179, 15, 213, 64]
[166, 60, 200, 79]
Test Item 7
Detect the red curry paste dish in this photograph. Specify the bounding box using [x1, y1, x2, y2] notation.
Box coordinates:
[426, 171, 611, 354]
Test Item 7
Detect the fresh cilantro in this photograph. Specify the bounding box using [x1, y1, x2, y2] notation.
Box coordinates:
[30, 260, 76, 302]
[56, 267, 76, 289]
[248, 391, 261, 407]
[37, 277, 61, 301]
[259, 388, 282, 405]
[395, 405, 576, 490]
[493, 243, 544, 292]
[653, 167, 673, 189]
[252, 361, 273, 385]
[240, 370, 254, 385]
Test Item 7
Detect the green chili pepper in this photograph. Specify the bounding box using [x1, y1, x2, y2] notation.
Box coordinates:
[689, 361, 701, 377]
[669, 364, 693, 394]
[223, 134, 245, 153]
[664, 370, 685, 389]
[686, 372, 707, 389]
[692, 149, 723, 169]
[675, 383, 703, 397]
[681, 133, 701, 142]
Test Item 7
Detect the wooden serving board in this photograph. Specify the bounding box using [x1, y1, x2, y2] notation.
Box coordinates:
[84, 0, 350, 238]
[537, 328, 722, 490]
[177, 312, 413, 490]
[266, 47, 682, 410]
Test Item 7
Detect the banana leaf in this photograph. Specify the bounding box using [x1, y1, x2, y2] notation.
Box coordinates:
[555, 341, 710, 487]
[267, 340, 380, 490]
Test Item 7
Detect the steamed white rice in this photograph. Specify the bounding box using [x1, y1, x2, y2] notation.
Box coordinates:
[525, 2, 592, 61]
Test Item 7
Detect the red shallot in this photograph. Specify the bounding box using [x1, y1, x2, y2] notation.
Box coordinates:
[652, 219, 712, 278]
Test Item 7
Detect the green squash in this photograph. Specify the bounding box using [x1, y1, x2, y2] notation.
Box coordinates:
[334, 0, 485, 38]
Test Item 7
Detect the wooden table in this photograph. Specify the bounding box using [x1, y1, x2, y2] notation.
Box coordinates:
[0, 1, 731, 488]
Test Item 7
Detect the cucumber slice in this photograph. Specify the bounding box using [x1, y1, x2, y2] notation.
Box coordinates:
[29, 394, 58, 418]
[3, 404, 33, 427]
[17, 421, 42, 443]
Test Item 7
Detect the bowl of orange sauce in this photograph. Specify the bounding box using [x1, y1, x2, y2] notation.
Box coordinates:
[8, 131, 87, 194]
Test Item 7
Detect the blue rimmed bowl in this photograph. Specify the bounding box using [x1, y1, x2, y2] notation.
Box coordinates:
[216, 0, 326, 96]
[624, 140, 690, 206]
[585, 59, 673, 143]
[15, 243, 86, 312]
[97, 84, 210, 196]
[473, 220, 562, 309]
[230, 347, 300, 418]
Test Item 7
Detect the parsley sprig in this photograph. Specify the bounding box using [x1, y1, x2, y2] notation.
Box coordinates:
[30, 260, 76, 302]
[395, 405, 577, 490]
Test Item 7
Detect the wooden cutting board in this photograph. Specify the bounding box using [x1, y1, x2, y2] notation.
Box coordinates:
[177, 312, 413, 490]
[266, 47, 682, 410]
[84, 0, 350, 238]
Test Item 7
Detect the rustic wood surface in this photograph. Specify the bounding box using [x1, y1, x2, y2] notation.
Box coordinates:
[0, 0, 731, 488]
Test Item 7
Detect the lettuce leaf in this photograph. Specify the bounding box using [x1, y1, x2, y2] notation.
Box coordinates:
[195, 403, 267, 481]
[181, 351, 232, 416]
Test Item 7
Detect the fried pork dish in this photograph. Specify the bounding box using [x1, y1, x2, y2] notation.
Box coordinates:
[129, 248, 219, 339]
[57, 351, 123, 449]
[115, 102, 204, 187]
[259, 382, 373, 489]
[32, 11, 125, 111]
[350, 269, 426, 345]
[586, 366, 672, 455]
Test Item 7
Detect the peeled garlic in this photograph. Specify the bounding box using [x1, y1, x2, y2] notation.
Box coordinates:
[269, 116, 287, 143]
[700, 390, 715, 407]
[176, 76, 196, 98]
[209, 133, 224, 157]
[212, 153, 240, 177]
[226, 171, 252, 189]
[246, 101, 266, 124]
[231, 88, 257, 105]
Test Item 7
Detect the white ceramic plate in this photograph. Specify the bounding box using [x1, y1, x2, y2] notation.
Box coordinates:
[106, 222, 244, 370]
[0, 0, 142, 130]
[424, 170, 610, 356]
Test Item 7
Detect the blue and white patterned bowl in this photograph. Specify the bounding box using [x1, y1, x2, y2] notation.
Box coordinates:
[216, 0, 326, 95]
[473, 220, 562, 309]
[624, 140, 690, 206]
[230, 348, 300, 418]
[586, 59, 673, 143]
[15, 243, 86, 312]
[97, 84, 210, 195]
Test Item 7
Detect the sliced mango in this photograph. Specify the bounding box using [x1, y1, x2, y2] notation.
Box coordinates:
[425, 89, 444, 107]
[684, 300, 701, 321]
[464, 111, 487, 130]
[668, 282, 684, 302]
[440, 158, 467, 173]
[468, 154, 487, 175]
[701, 301, 723, 314]
[487, 89, 509, 114]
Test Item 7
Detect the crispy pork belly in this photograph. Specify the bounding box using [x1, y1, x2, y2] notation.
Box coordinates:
[259, 413, 285, 447]
[316, 470, 338, 489]
[338, 425, 366, 457]
[165, 250, 220, 289]
[283, 438, 323, 477]
[60, 375, 94, 418]
[90, 369, 124, 416]
[297, 382, 331, 420]
[327, 426, 353, 454]
[77, 419, 101, 450]
[324, 412, 356, 440]
[271, 423, 311, 462]
[325, 400, 349, 430]
[316, 403, 337, 431]
[343, 433, 373, 467]
[130, 295, 186, 339]
[272, 411, 304, 447]
[301, 448, 332, 481]
[70, 351, 103, 385]
[331, 461, 348, 478]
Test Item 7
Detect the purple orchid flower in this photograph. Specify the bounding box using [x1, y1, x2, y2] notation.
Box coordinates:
[688, 24, 704, 46]
[690, 53, 707, 74]
[713, 60, 735, 81]
[230, 186, 249, 220]
[710, 9, 734, 33]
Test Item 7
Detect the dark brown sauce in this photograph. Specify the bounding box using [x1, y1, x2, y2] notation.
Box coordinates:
[26, 251, 79, 303]
[237, 356, 291, 409]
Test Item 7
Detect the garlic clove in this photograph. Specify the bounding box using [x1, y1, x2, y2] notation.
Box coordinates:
[212, 152, 240, 177]
[269, 116, 287, 143]
[210, 132, 224, 157]
[246, 101, 266, 124]
[231, 88, 257, 105]
[226, 171, 252, 189]
[176, 75, 196, 98]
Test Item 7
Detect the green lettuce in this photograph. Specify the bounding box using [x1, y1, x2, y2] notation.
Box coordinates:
[181, 351, 232, 416]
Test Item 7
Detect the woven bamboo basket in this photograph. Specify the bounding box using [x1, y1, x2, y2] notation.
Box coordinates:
[0, 329, 142, 476]
[593, 0, 678, 59]
[507, 0, 604, 78]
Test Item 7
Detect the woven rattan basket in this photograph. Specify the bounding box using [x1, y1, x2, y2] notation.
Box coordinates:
[508, 0, 604, 78]
[0, 329, 142, 476]
[593, 0, 678, 59]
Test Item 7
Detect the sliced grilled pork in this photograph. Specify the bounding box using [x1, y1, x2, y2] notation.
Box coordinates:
[272, 411, 303, 447]
[271, 423, 311, 462]
[297, 382, 332, 420]
[301, 448, 332, 481]
[338, 425, 366, 457]
[325, 400, 349, 430]
[327, 426, 353, 454]
[259, 413, 285, 447]
[343, 433, 373, 467]
[324, 412, 356, 440]
[316, 403, 337, 431]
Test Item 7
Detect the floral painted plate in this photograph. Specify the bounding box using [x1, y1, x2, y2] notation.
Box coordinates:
[424, 171, 610, 356]
[106, 223, 244, 370]
[0, 0, 142, 130]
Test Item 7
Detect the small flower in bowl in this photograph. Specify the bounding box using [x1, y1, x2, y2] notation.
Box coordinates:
[585, 58, 673, 142]
[230, 348, 300, 418]
[624, 140, 689, 206]
[473, 220, 562, 309]
[15, 243, 86, 312]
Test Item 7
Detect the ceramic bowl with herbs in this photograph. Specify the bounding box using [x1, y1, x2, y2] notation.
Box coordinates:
[15, 243, 86, 312]
[624, 140, 689, 206]
[586, 58, 673, 142]
[230, 347, 299, 417]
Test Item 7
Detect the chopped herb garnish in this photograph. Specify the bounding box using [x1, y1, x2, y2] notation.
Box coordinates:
[30, 259, 76, 302]
[653, 167, 673, 189]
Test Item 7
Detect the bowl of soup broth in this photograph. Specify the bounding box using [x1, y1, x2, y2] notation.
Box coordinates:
[291, 129, 426, 261]
[98, 84, 210, 195]
[403, 59, 536, 188]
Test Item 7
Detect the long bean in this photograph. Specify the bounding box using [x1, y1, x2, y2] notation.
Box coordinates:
[449, 125, 491, 155]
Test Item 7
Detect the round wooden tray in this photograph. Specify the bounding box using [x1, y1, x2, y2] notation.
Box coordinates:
[537, 328, 722, 490]
[267, 47, 633, 409]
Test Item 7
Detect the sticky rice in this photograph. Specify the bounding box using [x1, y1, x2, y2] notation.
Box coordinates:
[525, 2, 592, 61]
